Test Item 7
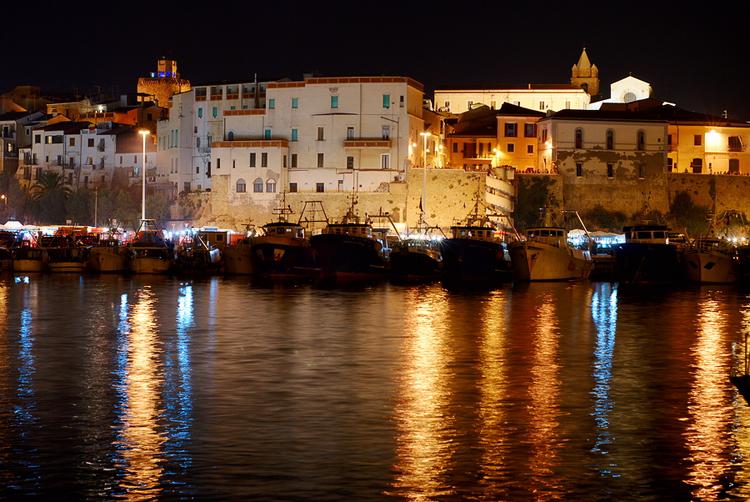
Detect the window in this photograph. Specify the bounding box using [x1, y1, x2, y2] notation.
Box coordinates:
[283, 155, 287, 168]
[317, 153, 324, 167]
[197, 137, 201, 148]
[291, 128, 298, 142]
[606, 129, 614, 150]
[331, 95, 338, 109]
[542, 128, 548, 143]
[291, 97, 299, 109]
[347, 156, 354, 169]
[232, 159, 236, 169]
[268, 98, 275, 109]
[316, 182, 325, 193]
[291, 154, 297, 168]
[227, 131, 234, 141]
[607, 163, 614, 178]
[729, 158, 740, 174]
[576, 163, 583, 176]
[266, 179, 276, 192]
[383, 94, 390, 109]
[253, 178, 263, 192]
[565, 101, 571, 109]
[216, 158, 221, 169]
[317, 127, 324, 141]
[381, 153, 390, 169]
[347, 126, 354, 140]
[507, 144, 515, 153]
[46, 135, 52, 144]
[539, 101, 545, 110]
[729, 136, 743, 152]
[527, 144, 534, 154]
[382, 125, 390, 139]
[694, 134, 702, 146]
[69, 137, 75, 147]
[524, 123, 536, 137]
[692, 158, 703, 173]
[400, 95, 404, 108]
[236, 178, 247, 193]
[504, 123, 517, 137]
[264, 128, 271, 140]
[261, 152, 268, 167]
[35, 134, 41, 144]
[667, 134, 672, 145]
[249, 153, 256, 167]
[452, 142, 458, 153]
[575, 128, 583, 149]
[637, 131, 645, 151]
[198, 108, 203, 118]
[467, 101, 473, 111]
[212, 107, 218, 118]
[667, 158, 673, 172]
[289, 182, 298, 192]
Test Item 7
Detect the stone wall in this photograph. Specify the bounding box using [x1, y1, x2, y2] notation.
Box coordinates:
[668, 173, 750, 215]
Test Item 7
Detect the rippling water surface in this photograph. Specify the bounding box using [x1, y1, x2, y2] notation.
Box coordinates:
[2, 275, 750, 499]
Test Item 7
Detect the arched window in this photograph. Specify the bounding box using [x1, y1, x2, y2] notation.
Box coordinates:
[253, 177, 263, 192]
[266, 178, 277, 193]
[236, 178, 246, 193]
[636, 130, 645, 151]
[227, 131, 234, 141]
[606, 129, 614, 150]
[575, 128, 583, 149]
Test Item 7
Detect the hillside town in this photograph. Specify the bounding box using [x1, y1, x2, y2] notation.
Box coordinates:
[1, 49, 748, 235]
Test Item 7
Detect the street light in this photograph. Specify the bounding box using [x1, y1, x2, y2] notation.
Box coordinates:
[419, 132, 431, 220]
[138, 129, 150, 222]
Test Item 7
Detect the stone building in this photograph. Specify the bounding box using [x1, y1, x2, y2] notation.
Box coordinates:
[570, 48, 600, 97]
[137, 58, 191, 108]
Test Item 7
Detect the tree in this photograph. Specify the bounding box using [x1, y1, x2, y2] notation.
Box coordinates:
[669, 190, 709, 236]
[30, 172, 72, 224]
[514, 176, 559, 230]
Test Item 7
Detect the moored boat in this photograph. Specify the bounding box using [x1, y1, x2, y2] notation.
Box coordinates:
[389, 217, 443, 282]
[40, 235, 88, 273]
[683, 238, 739, 283]
[12, 245, 46, 273]
[127, 219, 173, 274]
[88, 233, 127, 273]
[613, 224, 682, 285]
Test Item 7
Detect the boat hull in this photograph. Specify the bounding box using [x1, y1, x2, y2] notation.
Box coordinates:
[129, 257, 172, 274]
[389, 244, 442, 282]
[613, 243, 682, 285]
[683, 250, 739, 283]
[48, 261, 86, 273]
[310, 233, 386, 283]
[88, 249, 127, 273]
[251, 237, 315, 280]
[509, 241, 592, 281]
[13, 259, 45, 273]
[224, 246, 253, 274]
[441, 238, 509, 286]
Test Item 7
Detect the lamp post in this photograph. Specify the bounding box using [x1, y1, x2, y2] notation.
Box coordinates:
[138, 129, 150, 222]
[419, 132, 430, 220]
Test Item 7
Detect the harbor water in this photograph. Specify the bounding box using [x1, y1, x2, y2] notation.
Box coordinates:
[2, 275, 750, 499]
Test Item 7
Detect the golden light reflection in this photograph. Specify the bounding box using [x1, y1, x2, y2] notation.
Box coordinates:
[734, 300, 750, 498]
[477, 291, 509, 497]
[528, 294, 562, 496]
[684, 297, 732, 500]
[117, 288, 165, 500]
[389, 287, 453, 499]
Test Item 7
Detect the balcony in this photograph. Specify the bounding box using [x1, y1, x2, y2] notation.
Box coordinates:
[343, 138, 392, 148]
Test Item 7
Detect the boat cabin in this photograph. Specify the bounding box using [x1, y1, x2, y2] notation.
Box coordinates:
[198, 229, 230, 250]
[450, 225, 500, 242]
[622, 225, 670, 244]
[526, 227, 567, 248]
[324, 223, 373, 239]
[263, 222, 305, 239]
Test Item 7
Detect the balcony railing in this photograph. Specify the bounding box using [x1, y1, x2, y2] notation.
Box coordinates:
[343, 138, 392, 148]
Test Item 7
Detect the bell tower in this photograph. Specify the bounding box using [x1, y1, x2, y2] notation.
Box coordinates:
[571, 48, 600, 97]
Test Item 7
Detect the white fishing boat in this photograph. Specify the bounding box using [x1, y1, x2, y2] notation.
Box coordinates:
[509, 210, 592, 281]
[683, 237, 739, 283]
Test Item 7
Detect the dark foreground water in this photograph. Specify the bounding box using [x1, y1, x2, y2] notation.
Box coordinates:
[2, 275, 750, 499]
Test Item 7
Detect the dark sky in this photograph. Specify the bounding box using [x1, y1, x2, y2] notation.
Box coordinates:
[2, 3, 747, 118]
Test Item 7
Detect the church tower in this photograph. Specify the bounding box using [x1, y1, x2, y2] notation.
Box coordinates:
[571, 48, 600, 97]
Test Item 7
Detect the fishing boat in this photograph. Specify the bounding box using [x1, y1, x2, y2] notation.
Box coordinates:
[509, 209, 593, 281]
[173, 229, 221, 275]
[40, 234, 88, 273]
[613, 224, 682, 285]
[0, 230, 20, 271]
[87, 230, 127, 273]
[309, 196, 388, 284]
[684, 238, 739, 283]
[12, 238, 46, 273]
[127, 219, 173, 274]
[389, 216, 444, 282]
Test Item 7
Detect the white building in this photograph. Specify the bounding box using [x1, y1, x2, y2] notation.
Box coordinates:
[210, 75, 425, 202]
[434, 84, 590, 115]
[588, 76, 654, 110]
[0, 111, 44, 174]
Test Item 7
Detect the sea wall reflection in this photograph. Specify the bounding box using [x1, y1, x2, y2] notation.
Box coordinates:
[113, 287, 165, 499]
[683, 295, 733, 499]
[390, 287, 454, 499]
[590, 283, 618, 472]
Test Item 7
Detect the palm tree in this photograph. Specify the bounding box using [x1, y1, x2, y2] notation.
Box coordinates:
[30, 171, 72, 224]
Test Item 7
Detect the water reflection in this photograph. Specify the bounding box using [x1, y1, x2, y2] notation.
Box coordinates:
[683, 294, 733, 499]
[590, 283, 618, 472]
[114, 288, 165, 499]
[528, 293, 562, 496]
[477, 291, 510, 497]
[390, 287, 453, 498]
[163, 284, 194, 475]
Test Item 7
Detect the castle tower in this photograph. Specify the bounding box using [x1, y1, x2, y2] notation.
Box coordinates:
[571, 48, 600, 97]
[136, 58, 191, 108]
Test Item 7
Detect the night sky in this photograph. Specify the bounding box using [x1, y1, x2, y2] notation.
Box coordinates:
[2, 3, 746, 118]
